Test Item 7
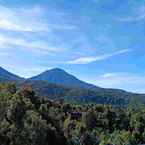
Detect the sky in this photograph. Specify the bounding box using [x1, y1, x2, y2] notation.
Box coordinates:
[0, 0, 145, 93]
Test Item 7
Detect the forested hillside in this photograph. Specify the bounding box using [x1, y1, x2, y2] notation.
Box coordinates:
[1, 67, 145, 106]
[21, 80, 145, 106]
[0, 83, 145, 145]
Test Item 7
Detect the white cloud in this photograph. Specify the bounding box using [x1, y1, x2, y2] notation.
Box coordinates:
[0, 4, 77, 32]
[0, 5, 49, 32]
[0, 34, 65, 54]
[68, 49, 132, 64]
[0, 4, 76, 55]
[86, 72, 145, 93]
[116, 5, 145, 22]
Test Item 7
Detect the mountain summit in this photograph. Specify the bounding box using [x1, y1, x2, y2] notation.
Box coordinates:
[30, 68, 99, 90]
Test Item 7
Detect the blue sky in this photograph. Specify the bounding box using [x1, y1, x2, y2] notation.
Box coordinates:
[0, 0, 145, 93]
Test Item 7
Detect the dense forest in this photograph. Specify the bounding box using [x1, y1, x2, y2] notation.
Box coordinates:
[0, 83, 145, 145]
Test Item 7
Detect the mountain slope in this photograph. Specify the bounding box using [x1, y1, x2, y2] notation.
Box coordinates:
[21, 79, 145, 106]
[0, 67, 24, 82]
[0, 66, 145, 105]
[30, 68, 100, 90]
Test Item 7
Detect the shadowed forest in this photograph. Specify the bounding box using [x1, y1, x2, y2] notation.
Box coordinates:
[0, 83, 145, 145]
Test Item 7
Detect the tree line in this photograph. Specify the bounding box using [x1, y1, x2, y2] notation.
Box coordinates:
[0, 83, 145, 145]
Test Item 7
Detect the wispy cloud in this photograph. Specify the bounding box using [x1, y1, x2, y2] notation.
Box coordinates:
[0, 5, 49, 32]
[0, 34, 65, 54]
[89, 72, 145, 93]
[0, 4, 77, 32]
[0, 4, 77, 55]
[116, 6, 145, 22]
[68, 49, 132, 64]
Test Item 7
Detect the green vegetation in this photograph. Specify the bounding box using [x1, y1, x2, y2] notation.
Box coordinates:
[21, 80, 133, 106]
[0, 83, 145, 145]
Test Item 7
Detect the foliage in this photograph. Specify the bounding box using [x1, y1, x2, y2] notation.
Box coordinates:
[0, 83, 145, 145]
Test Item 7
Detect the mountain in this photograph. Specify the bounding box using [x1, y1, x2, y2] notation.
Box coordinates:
[21, 79, 145, 106]
[30, 68, 100, 90]
[0, 67, 24, 82]
[28, 68, 145, 105]
[0, 66, 145, 105]
[21, 80, 130, 105]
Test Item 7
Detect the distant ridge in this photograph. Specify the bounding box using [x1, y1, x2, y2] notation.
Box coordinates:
[0, 67, 23, 82]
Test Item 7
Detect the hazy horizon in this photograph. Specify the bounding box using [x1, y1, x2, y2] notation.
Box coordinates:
[0, 0, 145, 93]
[0, 66, 144, 94]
